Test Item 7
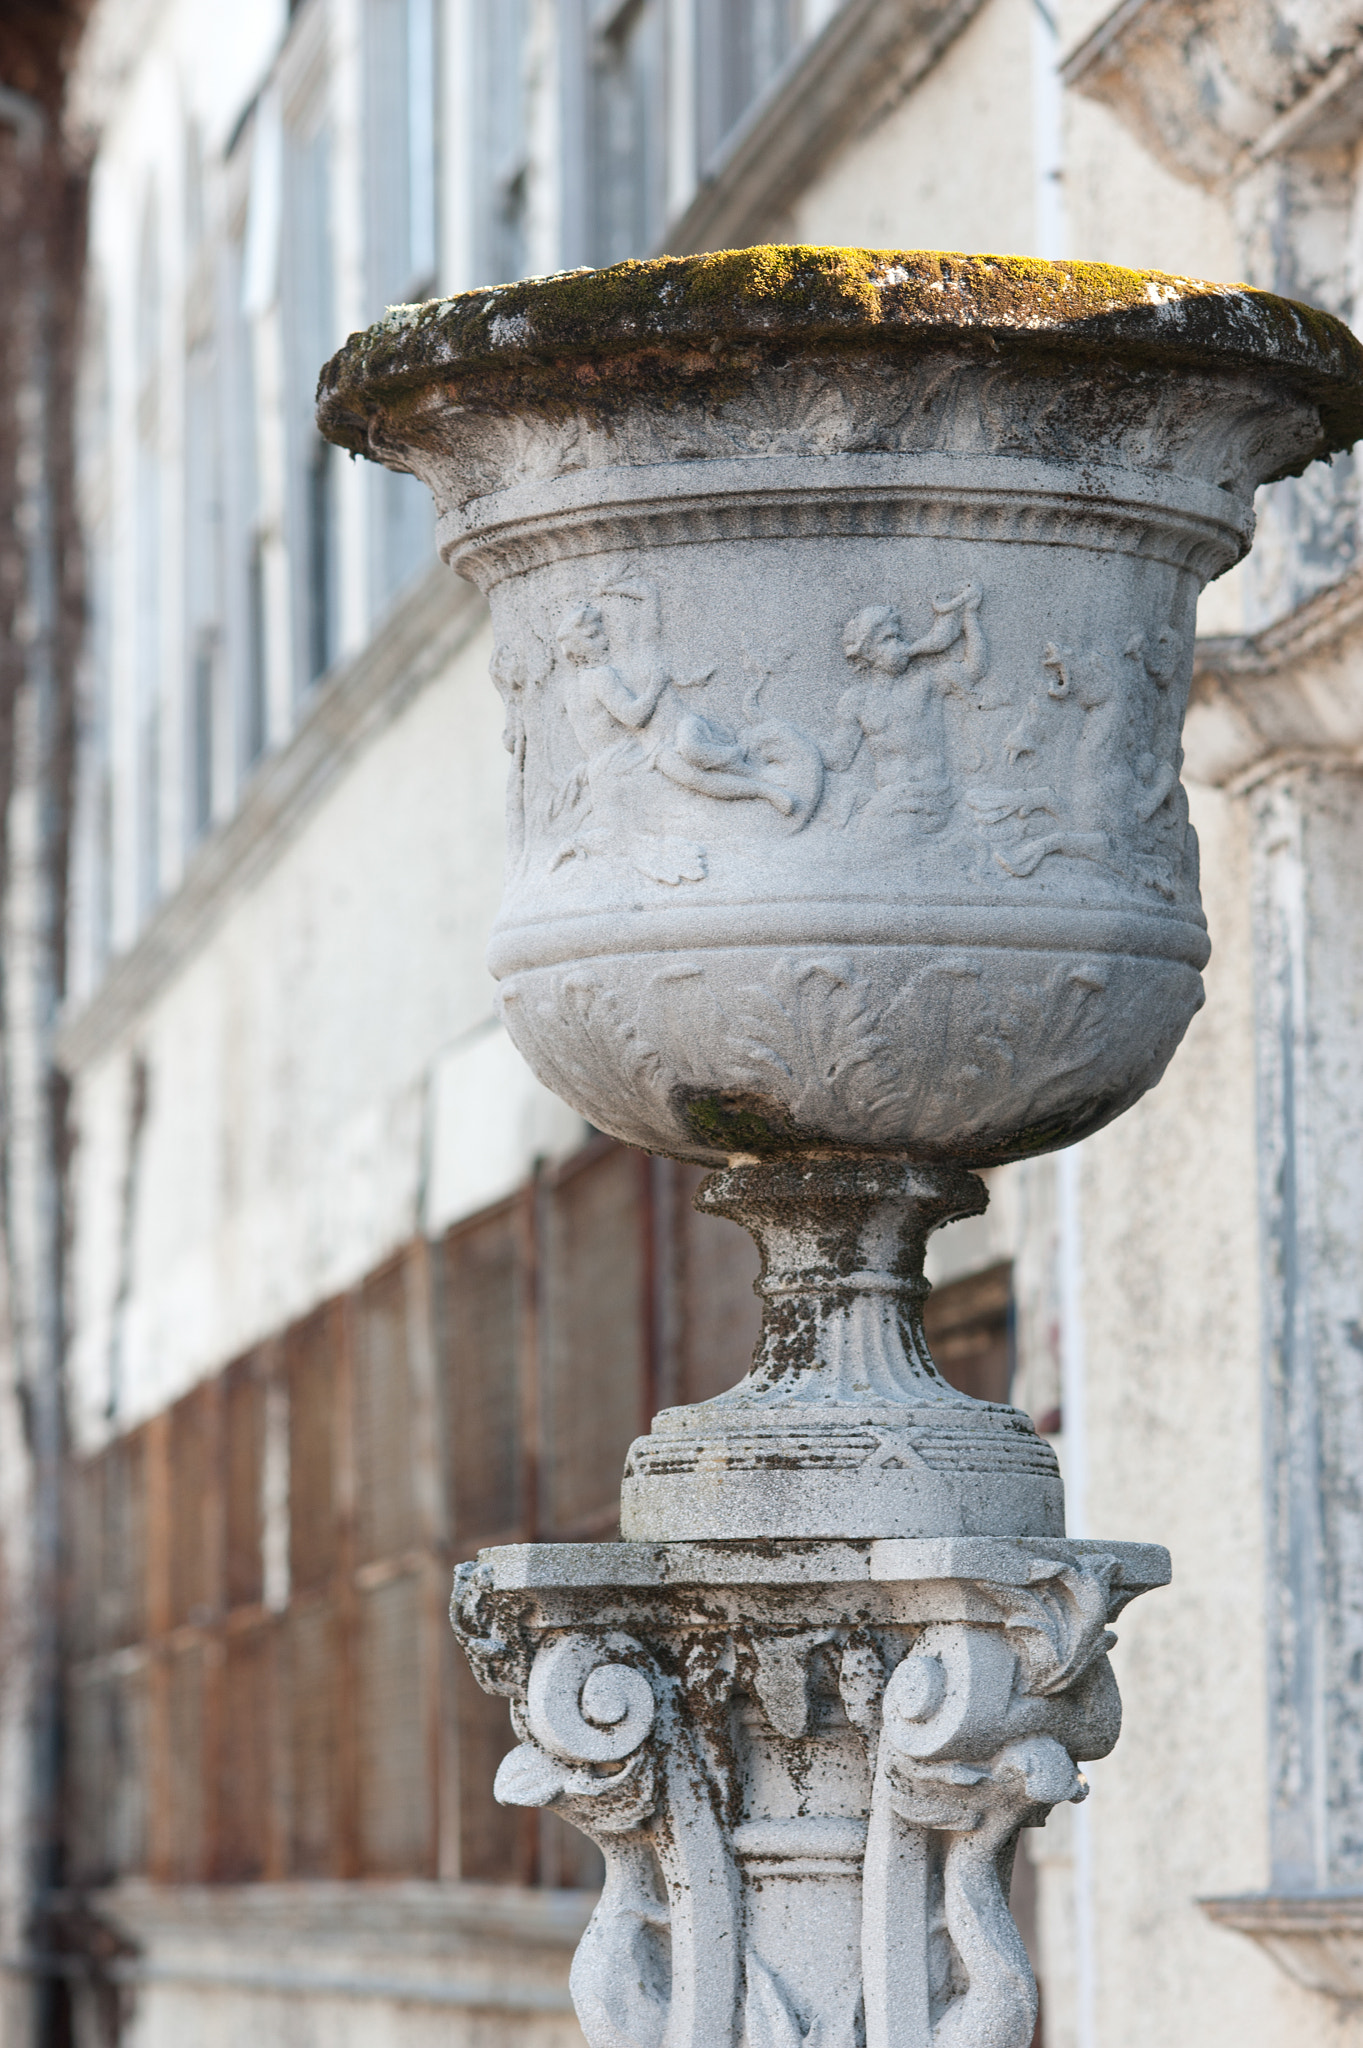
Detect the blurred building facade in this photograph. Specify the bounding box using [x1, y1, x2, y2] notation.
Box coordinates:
[0, 0, 1362, 2044]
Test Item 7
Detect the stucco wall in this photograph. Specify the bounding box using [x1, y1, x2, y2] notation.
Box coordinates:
[787, 0, 1037, 257]
[66, 604, 582, 1450]
[1066, 778, 1363, 2048]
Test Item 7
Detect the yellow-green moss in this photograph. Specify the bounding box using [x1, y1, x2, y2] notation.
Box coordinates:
[316, 244, 1363, 462]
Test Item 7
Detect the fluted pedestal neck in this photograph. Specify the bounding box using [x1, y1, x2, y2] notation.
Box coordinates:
[620, 1154, 1064, 1543]
[699, 1153, 987, 1406]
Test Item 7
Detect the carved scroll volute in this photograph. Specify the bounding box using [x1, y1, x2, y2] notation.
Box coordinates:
[488, 1628, 741, 2048]
[864, 1618, 1099, 2048]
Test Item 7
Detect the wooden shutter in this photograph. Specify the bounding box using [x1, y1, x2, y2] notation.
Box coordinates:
[540, 1143, 648, 1538]
[285, 1592, 342, 1875]
[540, 1809, 606, 1891]
[68, 1660, 148, 1883]
[353, 1259, 418, 1568]
[672, 1162, 761, 1408]
[217, 1623, 275, 1879]
[438, 1198, 524, 1549]
[167, 1385, 220, 1629]
[71, 1433, 149, 1660]
[108, 1430, 150, 1649]
[224, 1355, 266, 1609]
[162, 1641, 209, 1880]
[356, 1569, 431, 1874]
[285, 1303, 343, 1592]
[454, 1650, 527, 1882]
[923, 1262, 1014, 1404]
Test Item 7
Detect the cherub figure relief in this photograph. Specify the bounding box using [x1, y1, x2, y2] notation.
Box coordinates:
[490, 642, 530, 867]
[824, 580, 987, 829]
[657, 710, 824, 829]
[552, 578, 709, 884]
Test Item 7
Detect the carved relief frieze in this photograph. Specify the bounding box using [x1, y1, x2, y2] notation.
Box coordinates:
[510, 569, 1202, 922]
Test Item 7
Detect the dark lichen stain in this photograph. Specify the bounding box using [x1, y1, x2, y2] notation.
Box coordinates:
[316, 244, 1363, 471]
[676, 1086, 811, 1155]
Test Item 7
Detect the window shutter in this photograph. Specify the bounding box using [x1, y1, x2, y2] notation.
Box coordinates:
[285, 1593, 342, 1876]
[286, 1304, 342, 1592]
[356, 1569, 431, 1875]
[217, 1623, 275, 1880]
[224, 1356, 265, 1609]
[108, 1430, 150, 1649]
[540, 1145, 648, 1538]
[353, 1260, 419, 1568]
[923, 1262, 1014, 1404]
[673, 1162, 761, 1408]
[539, 1809, 606, 1892]
[163, 1641, 209, 1880]
[454, 1650, 526, 1883]
[69, 1661, 148, 1883]
[168, 1385, 219, 1628]
[439, 1199, 524, 1549]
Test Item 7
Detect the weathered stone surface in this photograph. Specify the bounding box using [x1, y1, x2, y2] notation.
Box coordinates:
[453, 1537, 1169, 2048]
[619, 1156, 1065, 1542]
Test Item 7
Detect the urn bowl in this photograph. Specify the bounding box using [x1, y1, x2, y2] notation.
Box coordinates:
[319, 248, 1363, 1166]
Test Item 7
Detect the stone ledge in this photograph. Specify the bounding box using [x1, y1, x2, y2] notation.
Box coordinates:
[21, 1880, 594, 2016]
[1200, 1893, 1363, 1999]
[478, 1535, 1171, 1594]
[1187, 566, 1363, 789]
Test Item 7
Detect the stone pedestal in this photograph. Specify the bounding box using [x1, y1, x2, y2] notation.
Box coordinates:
[455, 1536, 1168, 2048]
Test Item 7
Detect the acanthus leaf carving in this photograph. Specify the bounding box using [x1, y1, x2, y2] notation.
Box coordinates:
[995, 1553, 1121, 1697]
[747, 1630, 838, 1740]
[497, 941, 1159, 1167]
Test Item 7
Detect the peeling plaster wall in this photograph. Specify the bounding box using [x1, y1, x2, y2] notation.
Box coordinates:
[1069, 780, 1303, 2048]
[66, 614, 582, 1454]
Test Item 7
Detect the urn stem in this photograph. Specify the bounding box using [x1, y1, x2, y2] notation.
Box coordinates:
[696, 1152, 989, 1409]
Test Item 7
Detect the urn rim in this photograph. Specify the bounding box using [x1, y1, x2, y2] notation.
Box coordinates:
[316, 244, 1363, 472]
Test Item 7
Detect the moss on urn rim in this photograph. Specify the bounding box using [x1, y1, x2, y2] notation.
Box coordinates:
[316, 244, 1363, 463]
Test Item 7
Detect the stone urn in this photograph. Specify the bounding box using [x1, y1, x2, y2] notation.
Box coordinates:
[318, 249, 1362, 2048]
[319, 248, 1362, 1542]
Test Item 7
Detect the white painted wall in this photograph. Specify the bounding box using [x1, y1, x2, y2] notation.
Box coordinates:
[788, 0, 1037, 258]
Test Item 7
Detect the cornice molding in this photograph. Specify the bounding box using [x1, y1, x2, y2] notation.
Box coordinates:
[1201, 1894, 1363, 1999]
[1062, 0, 1363, 187]
[55, 563, 485, 1075]
[1186, 567, 1363, 790]
[664, 0, 987, 255]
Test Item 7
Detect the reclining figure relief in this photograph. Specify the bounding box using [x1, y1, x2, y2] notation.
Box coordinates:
[550, 577, 825, 884]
